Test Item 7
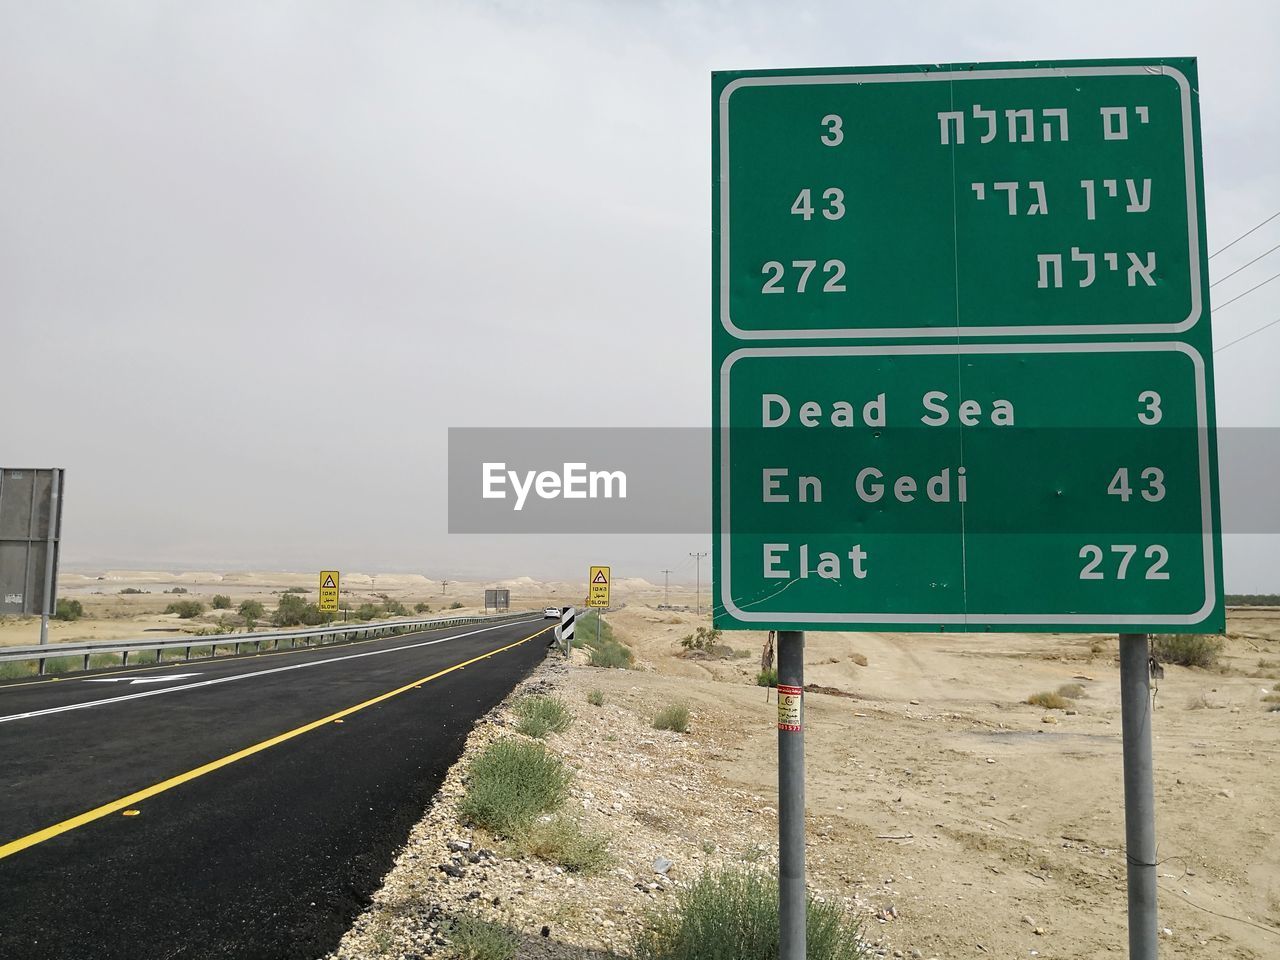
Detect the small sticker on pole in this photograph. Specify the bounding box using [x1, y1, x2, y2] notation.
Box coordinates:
[319, 570, 340, 612]
[777, 684, 803, 731]
[588, 566, 610, 608]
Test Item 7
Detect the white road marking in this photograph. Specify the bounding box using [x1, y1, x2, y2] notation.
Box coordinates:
[0, 619, 536, 725]
[83, 674, 202, 685]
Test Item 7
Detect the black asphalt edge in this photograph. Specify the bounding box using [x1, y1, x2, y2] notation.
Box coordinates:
[323, 651, 572, 958]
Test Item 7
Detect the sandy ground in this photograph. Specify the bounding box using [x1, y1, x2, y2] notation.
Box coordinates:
[588, 601, 1280, 958]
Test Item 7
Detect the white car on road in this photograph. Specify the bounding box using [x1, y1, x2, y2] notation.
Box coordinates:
[544, 606, 560, 618]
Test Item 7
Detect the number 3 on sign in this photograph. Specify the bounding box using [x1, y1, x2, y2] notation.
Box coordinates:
[820, 114, 843, 146]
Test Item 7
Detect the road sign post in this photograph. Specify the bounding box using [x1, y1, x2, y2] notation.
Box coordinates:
[776, 631, 806, 960]
[713, 58, 1222, 958]
[38, 469, 61, 647]
[1120, 633, 1159, 957]
[557, 606, 576, 657]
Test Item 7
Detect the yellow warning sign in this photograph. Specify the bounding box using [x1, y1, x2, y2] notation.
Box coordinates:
[777, 684, 803, 731]
[319, 570, 340, 612]
[588, 566, 610, 608]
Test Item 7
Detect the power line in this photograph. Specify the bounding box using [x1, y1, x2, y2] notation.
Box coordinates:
[1215, 314, 1280, 354]
[1209, 241, 1280, 289]
[1211, 269, 1280, 312]
[1209, 209, 1280, 260]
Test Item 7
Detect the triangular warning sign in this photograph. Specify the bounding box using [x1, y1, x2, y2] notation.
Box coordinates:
[322, 575, 336, 588]
[592, 570, 608, 583]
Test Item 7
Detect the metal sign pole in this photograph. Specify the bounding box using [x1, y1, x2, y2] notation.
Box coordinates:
[1119, 632, 1158, 958]
[776, 630, 806, 960]
[38, 469, 60, 647]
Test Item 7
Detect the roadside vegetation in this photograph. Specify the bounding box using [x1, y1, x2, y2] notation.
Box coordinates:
[756, 667, 778, 688]
[653, 703, 690, 733]
[164, 599, 205, 619]
[1026, 691, 1071, 710]
[513, 695, 572, 738]
[238, 599, 265, 628]
[442, 914, 517, 960]
[55, 598, 83, 621]
[459, 740, 572, 835]
[1152, 634, 1224, 668]
[272, 593, 334, 627]
[678, 625, 736, 658]
[1225, 594, 1280, 605]
[633, 867, 866, 960]
[575, 612, 635, 669]
[458, 738, 608, 873]
[512, 814, 610, 873]
[1027, 682, 1090, 711]
[211, 594, 232, 609]
[586, 689, 604, 706]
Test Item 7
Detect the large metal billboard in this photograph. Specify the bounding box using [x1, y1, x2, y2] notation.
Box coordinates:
[0, 468, 65, 617]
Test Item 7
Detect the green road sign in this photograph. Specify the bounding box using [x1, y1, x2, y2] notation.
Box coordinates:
[712, 59, 1223, 633]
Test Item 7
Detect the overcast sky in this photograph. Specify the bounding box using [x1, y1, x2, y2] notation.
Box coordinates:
[2, 1, 1278, 588]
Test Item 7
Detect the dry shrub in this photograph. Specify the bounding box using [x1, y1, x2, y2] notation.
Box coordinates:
[1027, 691, 1071, 710]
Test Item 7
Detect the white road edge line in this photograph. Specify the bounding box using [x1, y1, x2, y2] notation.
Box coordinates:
[0, 619, 536, 725]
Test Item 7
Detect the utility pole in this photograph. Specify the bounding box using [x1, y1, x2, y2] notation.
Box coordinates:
[441, 579, 451, 595]
[689, 552, 707, 616]
[660, 569, 672, 607]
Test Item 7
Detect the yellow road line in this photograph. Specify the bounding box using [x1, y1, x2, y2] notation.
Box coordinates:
[0, 624, 553, 861]
[0, 619, 518, 689]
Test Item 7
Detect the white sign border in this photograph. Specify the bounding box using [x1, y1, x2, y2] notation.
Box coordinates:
[718, 341, 1216, 626]
[718, 65, 1202, 341]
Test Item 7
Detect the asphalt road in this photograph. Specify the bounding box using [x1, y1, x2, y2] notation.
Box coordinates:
[0, 615, 554, 960]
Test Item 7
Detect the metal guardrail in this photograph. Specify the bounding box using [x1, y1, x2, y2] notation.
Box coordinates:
[0, 610, 539, 676]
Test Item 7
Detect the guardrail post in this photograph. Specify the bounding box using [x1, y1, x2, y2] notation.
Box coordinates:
[83, 653, 90, 671]
[185, 645, 191, 660]
[122, 651, 129, 666]
[38, 657, 46, 676]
